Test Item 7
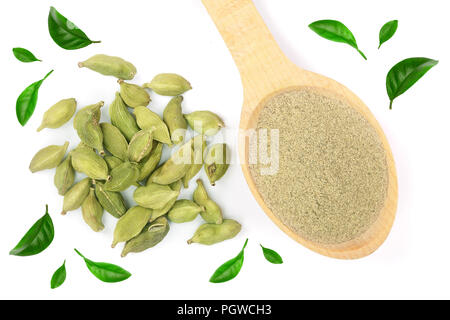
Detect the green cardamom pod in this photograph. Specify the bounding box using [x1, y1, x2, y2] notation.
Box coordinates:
[193, 179, 208, 202]
[104, 155, 124, 171]
[54, 153, 75, 195]
[61, 178, 91, 215]
[193, 179, 223, 224]
[75, 101, 102, 122]
[143, 73, 192, 96]
[205, 143, 230, 186]
[74, 102, 105, 155]
[184, 111, 225, 136]
[151, 140, 193, 185]
[109, 92, 140, 141]
[29, 141, 69, 173]
[149, 180, 182, 222]
[112, 206, 153, 248]
[118, 80, 151, 108]
[168, 200, 204, 223]
[81, 188, 104, 232]
[37, 98, 77, 132]
[183, 135, 207, 188]
[100, 123, 128, 161]
[182, 164, 202, 189]
[121, 217, 170, 257]
[104, 162, 140, 192]
[71, 144, 110, 180]
[187, 219, 241, 245]
[127, 129, 154, 163]
[133, 106, 172, 145]
[78, 54, 137, 80]
[163, 96, 187, 145]
[103, 157, 141, 186]
[73, 103, 102, 134]
[137, 142, 163, 182]
[201, 199, 224, 225]
[133, 183, 179, 210]
[94, 181, 127, 218]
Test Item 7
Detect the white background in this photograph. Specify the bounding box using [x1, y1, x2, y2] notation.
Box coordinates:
[0, 0, 449, 300]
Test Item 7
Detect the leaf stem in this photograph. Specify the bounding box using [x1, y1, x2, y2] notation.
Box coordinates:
[74, 248, 84, 259]
[242, 239, 249, 250]
[43, 70, 54, 80]
[357, 49, 367, 60]
[389, 100, 393, 110]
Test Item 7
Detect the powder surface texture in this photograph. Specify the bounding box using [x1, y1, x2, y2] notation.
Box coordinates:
[249, 89, 388, 244]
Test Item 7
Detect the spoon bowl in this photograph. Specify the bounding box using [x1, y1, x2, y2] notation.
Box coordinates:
[202, 0, 398, 259]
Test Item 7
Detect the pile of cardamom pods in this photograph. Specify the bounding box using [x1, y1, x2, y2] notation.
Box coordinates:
[28, 54, 240, 257]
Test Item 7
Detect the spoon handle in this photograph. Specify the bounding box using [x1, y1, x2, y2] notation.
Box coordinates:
[202, 0, 295, 96]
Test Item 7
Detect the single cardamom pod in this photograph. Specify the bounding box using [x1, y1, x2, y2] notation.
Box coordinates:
[78, 54, 137, 80]
[149, 180, 182, 222]
[104, 162, 140, 192]
[137, 142, 163, 182]
[205, 143, 230, 186]
[133, 106, 172, 145]
[103, 159, 140, 188]
[73, 103, 102, 133]
[201, 199, 224, 225]
[54, 153, 75, 195]
[133, 183, 179, 210]
[183, 135, 207, 188]
[151, 140, 193, 185]
[163, 96, 187, 145]
[112, 206, 153, 248]
[183, 163, 202, 189]
[109, 92, 140, 141]
[184, 111, 225, 137]
[118, 80, 151, 108]
[94, 181, 127, 218]
[81, 188, 104, 232]
[100, 123, 128, 161]
[121, 217, 170, 257]
[193, 179, 223, 224]
[168, 200, 204, 223]
[71, 145, 110, 180]
[61, 178, 91, 215]
[187, 219, 241, 245]
[29, 141, 69, 173]
[37, 98, 77, 132]
[104, 155, 124, 171]
[143, 73, 192, 96]
[74, 102, 105, 155]
[128, 129, 154, 163]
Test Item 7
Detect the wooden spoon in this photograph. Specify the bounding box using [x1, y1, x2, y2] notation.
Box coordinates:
[202, 0, 398, 259]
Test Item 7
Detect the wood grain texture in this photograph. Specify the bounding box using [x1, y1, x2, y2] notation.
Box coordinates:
[202, 0, 398, 259]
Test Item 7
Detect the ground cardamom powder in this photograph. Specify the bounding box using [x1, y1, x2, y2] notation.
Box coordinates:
[249, 89, 388, 245]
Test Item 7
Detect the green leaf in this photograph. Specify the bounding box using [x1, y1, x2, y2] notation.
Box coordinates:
[309, 20, 367, 60]
[260, 245, 283, 264]
[74, 249, 131, 283]
[12, 48, 41, 63]
[386, 57, 438, 109]
[51, 260, 67, 289]
[209, 239, 248, 284]
[16, 70, 53, 126]
[10, 205, 54, 256]
[48, 6, 100, 50]
[379, 20, 398, 49]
